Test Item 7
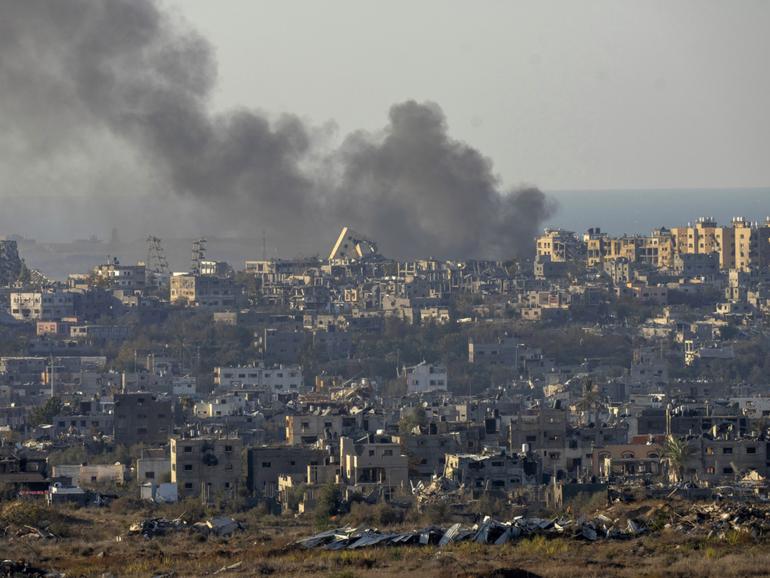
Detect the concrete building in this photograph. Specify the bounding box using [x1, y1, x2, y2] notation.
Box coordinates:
[214, 364, 304, 394]
[468, 336, 530, 367]
[52, 413, 113, 437]
[170, 436, 243, 502]
[685, 437, 770, 484]
[328, 227, 378, 262]
[396, 431, 463, 480]
[92, 259, 146, 294]
[257, 328, 306, 364]
[10, 290, 75, 321]
[444, 450, 540, 492]
[592, 443, 662, 479]
[536, 229, 581, 263]
[136, 447, 171, 485]
[285, 410, 384, 446]
[52, 463, 125, 487]
[404, 361, 448, 395]
[672, 253, 720, 278]
[169, 274, 237, 308]
[246, 446, 326, 497]
[339, 435, 408, 497]
[113, 393, 173, 447]
[509, 407, 569, 479]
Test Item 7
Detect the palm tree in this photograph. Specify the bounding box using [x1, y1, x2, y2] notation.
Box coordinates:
[575, 380, 602, 425]
[662, 435, 694, 483]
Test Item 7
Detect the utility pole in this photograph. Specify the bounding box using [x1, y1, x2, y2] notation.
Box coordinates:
[49, 354, 55, 398]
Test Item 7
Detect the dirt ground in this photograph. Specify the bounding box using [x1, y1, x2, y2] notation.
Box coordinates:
[3, 501, 770, 577]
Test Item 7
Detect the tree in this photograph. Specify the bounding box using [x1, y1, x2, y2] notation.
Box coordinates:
[662, 435, 694, 484]
[399, 407, 427, 434]
[29, 397, 63, 426]
[314, 482, 342, 525]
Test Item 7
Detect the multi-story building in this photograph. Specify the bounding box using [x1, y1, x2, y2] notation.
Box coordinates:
[339, 434, 408, 497]
[246, 446, 327, 497]
[10, 289, 75, 321]
[509, 407, 569, 478]
[469, 336, 521, 366]
[536, 229, 581, 263]
[214, 364, 304, 394]
[169, 274, 237, 308]
[444, 450, 541, 492]
[92, 259, 146, 294]
[285, 410, 385, 446]
[136, 447, 171, 485]
[170, 436, 243, 502]
[404, 361, 448, 394]
[113, 392, 173, 447]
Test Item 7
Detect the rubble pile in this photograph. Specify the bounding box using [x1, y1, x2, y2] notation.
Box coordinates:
[128, 517, 187, 538]
[129, 516, 243, 539]
[191, 516, 243, 538]
[295, 513, 648, 550]
[664, 502, 770, 538]
[411, 477, 464, 507]
[0, 559, 61, 578]
[1, 525, 57, 541]
[296, 501, 770, 550]
[0, 240, 23, 287]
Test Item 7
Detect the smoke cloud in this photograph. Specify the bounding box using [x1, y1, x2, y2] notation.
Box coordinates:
[0, 0, 555, 260]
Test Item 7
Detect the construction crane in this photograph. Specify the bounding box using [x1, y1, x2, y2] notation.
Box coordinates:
[146, 236, 169, 288]
[191, 238, 207, 276]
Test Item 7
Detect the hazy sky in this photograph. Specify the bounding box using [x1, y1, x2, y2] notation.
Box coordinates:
[2, 0, 769, 252]
[177, 0, 770, 191]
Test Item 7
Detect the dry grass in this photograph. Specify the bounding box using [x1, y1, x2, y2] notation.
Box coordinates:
[3, 500, 770, 577]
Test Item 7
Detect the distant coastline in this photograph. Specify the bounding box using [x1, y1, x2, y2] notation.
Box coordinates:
[544, 187, 770, 235]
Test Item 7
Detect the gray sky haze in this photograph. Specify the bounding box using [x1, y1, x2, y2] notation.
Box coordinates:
[1, 0, 768, 258]
[178, 0, 770, 190]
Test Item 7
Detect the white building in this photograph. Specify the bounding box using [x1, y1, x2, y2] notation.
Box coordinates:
[194, 393, 248, 418]
[9, 290, 75, 321]
[213, 364, 304, 394]
[404, 361, 448, 394]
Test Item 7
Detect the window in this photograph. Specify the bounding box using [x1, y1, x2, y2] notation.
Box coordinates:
[747, 447, 757, 454]
[262, 462, 271, 468]
[723, 447, 733, 454]
[184, 464, 193, 471]
[225, 445, 233, 452]
[146, 471, 155, 479]
[184, 482, 193, 489]
[184, 446, 193, 453]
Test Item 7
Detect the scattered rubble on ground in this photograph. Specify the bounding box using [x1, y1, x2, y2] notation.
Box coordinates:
[295, 500, 770, 550]
[294, 513, 647, 550]
[129, 516, 244, 539]
[2, 525, 58, 541]
[0, 560, 62, 578]
[411, 477, 464, 507]
[655, 502, 770, 539]
[192, 516, 243, 538]
[128, 517, 187, 538]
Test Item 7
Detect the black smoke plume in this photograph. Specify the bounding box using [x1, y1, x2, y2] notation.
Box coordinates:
[0, 0, 555, 260]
